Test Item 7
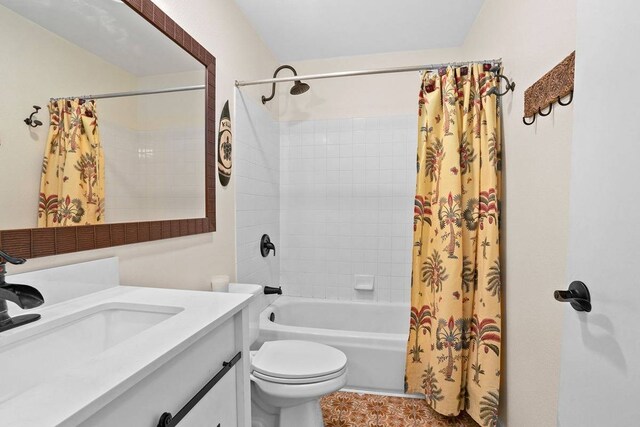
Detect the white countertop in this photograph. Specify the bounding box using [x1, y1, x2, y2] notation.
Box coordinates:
[0, 286, 252, 426]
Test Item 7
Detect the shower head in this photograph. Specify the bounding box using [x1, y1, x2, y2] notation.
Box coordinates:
[290, 80, 310, 96]
[262, 65, 311, 104]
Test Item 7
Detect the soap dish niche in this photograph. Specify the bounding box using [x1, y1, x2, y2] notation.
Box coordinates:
[354, 274, 375, 291]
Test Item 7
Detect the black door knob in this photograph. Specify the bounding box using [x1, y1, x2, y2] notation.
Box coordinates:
[554, 281, 591, 312]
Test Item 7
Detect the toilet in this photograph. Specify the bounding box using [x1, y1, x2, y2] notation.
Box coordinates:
[228, 284, 347, 427]
[250, 340, 347, 427]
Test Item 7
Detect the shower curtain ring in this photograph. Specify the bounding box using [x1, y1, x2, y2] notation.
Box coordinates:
[557, 90, 574, 106]
[522, 114, 536, 125]
[538, 104, 553, 116]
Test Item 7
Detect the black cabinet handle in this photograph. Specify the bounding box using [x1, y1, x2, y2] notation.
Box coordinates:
[157, 352, 241, 427]
[554, 281, 591, 312]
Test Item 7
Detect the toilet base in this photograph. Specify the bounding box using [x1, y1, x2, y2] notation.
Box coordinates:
[279, 399, 324, 427]
[251, 380, 330, 427]
[250, 399, 276, 427]
[252, 397, 324, 427]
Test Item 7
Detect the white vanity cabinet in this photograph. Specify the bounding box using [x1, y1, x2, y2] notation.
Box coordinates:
[80, 309, 250, 427]
[0, 260, 252, 427]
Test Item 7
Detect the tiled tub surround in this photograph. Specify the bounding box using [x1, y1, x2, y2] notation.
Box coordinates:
[279, 116, 417, 303]
[138, 126, 205, 220]
[235, 93, 281, 286]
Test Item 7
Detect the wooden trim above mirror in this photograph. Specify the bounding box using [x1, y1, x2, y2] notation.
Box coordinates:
[0, 0, 216, 260]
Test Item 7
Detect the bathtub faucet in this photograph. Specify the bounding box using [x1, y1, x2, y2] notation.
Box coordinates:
[264, 286, 282, 295]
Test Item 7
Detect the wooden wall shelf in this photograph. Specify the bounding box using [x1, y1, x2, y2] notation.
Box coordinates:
[524, 51, 575, 119]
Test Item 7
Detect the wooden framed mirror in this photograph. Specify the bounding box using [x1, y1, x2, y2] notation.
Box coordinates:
[0, 0, 216, 259]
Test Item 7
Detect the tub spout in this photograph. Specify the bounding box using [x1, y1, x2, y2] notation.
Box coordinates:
[264, 286, 282, 295]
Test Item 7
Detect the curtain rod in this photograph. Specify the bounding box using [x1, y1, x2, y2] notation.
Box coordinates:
[50, 84, 205, 101]
[235, 58, 502, 87]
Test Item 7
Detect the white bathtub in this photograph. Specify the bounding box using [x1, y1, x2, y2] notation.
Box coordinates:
[257, 296, 410, 393]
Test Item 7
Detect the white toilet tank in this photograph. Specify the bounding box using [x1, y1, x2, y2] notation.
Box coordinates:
[228, 283, 265, 345]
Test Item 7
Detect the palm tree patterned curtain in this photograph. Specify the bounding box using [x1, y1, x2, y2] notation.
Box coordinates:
[38, 99, 105, 227]
[405, 64, 502, 427]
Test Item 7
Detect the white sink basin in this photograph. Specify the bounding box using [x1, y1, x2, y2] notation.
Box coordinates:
[0, 285, 252, 427]
[0, 302, 182, 403]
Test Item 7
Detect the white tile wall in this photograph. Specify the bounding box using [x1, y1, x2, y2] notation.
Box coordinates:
[279, 115, 417, 303]
[102, 122, 143, 222]
[101, 122, 205, 224]
[139, 126, 204, 221]
[235, 93, 280, 286]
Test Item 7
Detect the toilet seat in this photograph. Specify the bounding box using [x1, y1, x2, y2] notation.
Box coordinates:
[251, 340, 347, 384]
[253, 364, 347, 384]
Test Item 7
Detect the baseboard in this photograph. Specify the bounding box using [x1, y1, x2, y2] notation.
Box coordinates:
[339, 387, 423, 399]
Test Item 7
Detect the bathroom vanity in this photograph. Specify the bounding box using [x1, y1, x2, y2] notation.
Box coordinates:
[0, 259, 252, 427]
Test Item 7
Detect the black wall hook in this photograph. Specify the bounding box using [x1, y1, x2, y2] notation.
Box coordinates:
[557, 90, 573, 106]
[538, 104, 553, 116]
[24, 105, 43, 128]
[524, 90, 573, 126]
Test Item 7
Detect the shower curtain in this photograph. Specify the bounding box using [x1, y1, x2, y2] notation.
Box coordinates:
[405, 64, 502, 427]
[38, 99, 105, 227]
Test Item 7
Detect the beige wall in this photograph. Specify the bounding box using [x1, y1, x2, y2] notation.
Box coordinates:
[278, 48, 460, 121]
[7, 0, 279, 291]
[462, 1, 575, 426]
[0, 4, 138, 230]
[280, 1, 576, 425]
[135, 70, 204, 131]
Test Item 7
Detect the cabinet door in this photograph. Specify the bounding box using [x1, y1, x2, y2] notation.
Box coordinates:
[78, 319, 238, 427]
[179, 366, 237, 427]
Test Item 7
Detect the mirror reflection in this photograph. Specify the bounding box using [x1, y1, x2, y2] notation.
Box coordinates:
[0, 0, 205, 230]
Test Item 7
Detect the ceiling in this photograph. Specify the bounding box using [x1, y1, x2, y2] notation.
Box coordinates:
[0, 0, 201, 76]
[233, 0, 485, 61]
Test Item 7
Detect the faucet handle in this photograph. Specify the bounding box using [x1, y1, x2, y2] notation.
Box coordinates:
[0, 250, 26, 266]
[260, 234, 276, 257]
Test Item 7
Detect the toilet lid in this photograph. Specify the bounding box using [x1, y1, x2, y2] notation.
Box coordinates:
[252, 340, 347, 380]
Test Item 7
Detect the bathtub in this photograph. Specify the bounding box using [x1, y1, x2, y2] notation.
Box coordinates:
[257, 296, 410, 394]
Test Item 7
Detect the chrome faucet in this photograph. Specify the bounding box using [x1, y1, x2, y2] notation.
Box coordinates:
[0, 250, 44, 333]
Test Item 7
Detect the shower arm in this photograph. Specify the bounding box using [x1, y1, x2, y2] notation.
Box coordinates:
[262, 65, 299, 104]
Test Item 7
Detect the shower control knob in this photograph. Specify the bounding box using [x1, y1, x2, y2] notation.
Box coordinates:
[260, 234, 276, 257]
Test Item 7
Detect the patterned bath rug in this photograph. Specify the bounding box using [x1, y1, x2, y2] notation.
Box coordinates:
[320, 391, 478, 427]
